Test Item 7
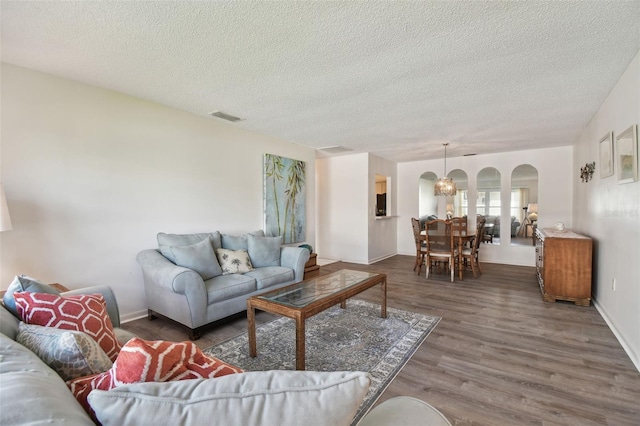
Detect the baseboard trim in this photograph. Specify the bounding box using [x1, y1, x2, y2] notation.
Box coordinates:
[120, 309, 148, 324]
[593, 298, 639, 373]
[368, 253, 397, 264]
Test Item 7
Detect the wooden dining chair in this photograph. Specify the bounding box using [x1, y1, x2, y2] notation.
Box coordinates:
[450, 217, 467, 280]
[424, 219, 458, 282]
[450, 216, 467, 237]
[460, 218, 486, 278]
[411, 218, 427, 274]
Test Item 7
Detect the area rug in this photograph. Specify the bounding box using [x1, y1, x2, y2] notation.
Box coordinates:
[204, 299, 440, 425]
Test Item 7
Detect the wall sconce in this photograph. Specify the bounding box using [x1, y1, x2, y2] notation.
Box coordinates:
[580, 162, 595, 182]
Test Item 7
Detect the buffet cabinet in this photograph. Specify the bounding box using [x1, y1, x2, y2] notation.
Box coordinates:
[535, 228, 593, 306]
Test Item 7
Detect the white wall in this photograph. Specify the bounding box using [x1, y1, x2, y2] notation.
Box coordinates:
[418, 174, 437, 218]
[572, 51, 640, 370]
[316, 153, 369, 263]
[397, 146, 574, 266]
[315, 152, 398, 264]
[368, 154, 397, 263]
[0, 64, 316, 320]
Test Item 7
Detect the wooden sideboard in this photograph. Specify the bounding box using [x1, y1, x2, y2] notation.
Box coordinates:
[535, 228, 592, 306]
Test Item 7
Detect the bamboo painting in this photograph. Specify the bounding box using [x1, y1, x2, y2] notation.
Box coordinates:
[264, 154, 306, 243]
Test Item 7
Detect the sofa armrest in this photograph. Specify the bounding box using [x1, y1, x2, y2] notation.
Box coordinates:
[62, 285, 122, 328]
[280, 247, 311, 282]
[136, 249, 208, 328]
[136, 249, 205, 296]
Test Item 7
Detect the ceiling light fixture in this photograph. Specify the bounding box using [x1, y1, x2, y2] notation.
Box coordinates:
[434, 142, 457, 196]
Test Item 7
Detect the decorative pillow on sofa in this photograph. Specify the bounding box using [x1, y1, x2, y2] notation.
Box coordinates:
[87, 370, 370, 426]
[221, 230, 265, 251]
[68, 338, 242, 418]
[157, 232, 222, 263]
[14, 292, 122, 361]
[170, 237, 223, 280]
[16, 322, 113, 381]
[247, 234, 282, 268]
[215, 248, 255, 275]
[2, 275, 60, 317]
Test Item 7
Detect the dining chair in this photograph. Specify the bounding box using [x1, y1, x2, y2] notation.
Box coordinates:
[460, 218, 486, 278]
[411, 218, 427, 275]
[425, 219, 458, 282]
[479, 215, 493, 243]
[450, 217, 467, 280]
[450, 216, 467, 236]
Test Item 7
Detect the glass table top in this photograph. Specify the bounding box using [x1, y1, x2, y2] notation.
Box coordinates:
[256, 269, 381, 308]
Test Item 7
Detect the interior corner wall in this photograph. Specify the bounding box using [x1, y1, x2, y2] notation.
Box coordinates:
[0, 63, 316, 320]
[397, 146, 573, 267]
[316, 153, 369, 264]
[572, 50, 640, 370]
[368, 154, 398, 263]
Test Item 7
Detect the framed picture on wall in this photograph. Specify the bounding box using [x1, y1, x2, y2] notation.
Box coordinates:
[599, 131, 614, 178]
[616, 124, 638, 184]
[263, 153, 306, 243]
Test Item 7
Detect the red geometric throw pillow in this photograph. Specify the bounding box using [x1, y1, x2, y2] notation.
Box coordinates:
[14, 292, 121, 361]
[67, 338, 242, 418]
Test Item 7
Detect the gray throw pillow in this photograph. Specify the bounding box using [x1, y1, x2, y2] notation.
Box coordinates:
[221, 230, 265, 251]
[170, 237, 223, 280]
[247, 234, 282, 268]
[157, 232, 221, 263]
[2, 275, 60, 317]
[16, 323, 113, 381]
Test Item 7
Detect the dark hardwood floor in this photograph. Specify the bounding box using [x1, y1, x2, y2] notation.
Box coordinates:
[122, 255, 640, 425]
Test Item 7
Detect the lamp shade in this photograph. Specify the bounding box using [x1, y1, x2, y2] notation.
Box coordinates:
[0, 184, 13, 232]
[527, 203, 538, 221]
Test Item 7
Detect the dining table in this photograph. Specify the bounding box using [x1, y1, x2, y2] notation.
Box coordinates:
[420, 229, 475, 280]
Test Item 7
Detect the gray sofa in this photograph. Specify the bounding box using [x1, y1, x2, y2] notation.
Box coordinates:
[0, 283, 378, 426]
[0, 285, 136, 425]
[137, 231, 310, 339]
[482, 215, 520, 239]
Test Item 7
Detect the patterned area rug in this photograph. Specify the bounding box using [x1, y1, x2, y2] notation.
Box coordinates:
[204, 299, 440, 425]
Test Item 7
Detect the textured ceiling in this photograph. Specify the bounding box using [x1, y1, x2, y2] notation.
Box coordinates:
[2, 1, 639, 162]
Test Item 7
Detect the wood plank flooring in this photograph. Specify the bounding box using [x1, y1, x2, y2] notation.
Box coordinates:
[122, 256, 640, 425]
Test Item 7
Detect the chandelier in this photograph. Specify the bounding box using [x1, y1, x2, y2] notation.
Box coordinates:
[434, 142, 457, 196]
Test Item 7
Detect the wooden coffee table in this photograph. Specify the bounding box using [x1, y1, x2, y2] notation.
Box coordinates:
[247, 269, 387, 370]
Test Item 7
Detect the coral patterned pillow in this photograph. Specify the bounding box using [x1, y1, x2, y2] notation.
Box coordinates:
[14, 292, 121, 361]
[67, 338, 242, 418]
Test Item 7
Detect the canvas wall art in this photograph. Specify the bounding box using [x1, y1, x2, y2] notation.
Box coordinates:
[617, 125, 638, 184]
[264, 154, 306, 244]
[599, 131, 614, 178]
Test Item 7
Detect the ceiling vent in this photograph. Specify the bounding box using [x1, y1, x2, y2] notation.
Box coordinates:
[317, 145, 353, 154]
[209, 111, 243, 122]
[463, 153, 477, 156]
